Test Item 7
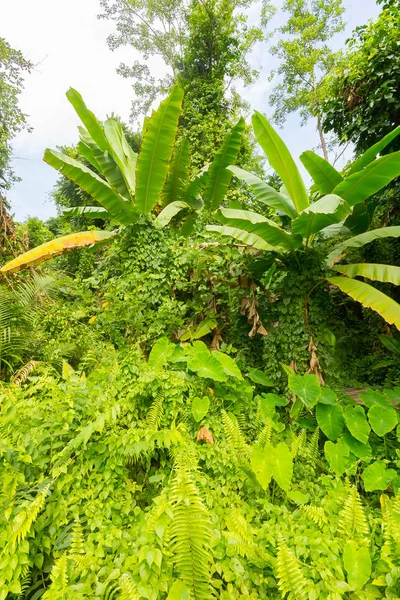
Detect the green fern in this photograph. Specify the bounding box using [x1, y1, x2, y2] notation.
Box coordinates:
[50, 553, 68, 588]
[222, 410, 249, 461]
[291, 429, 306, 458]
[119, 573, 139, 599]
[276, 537, 308, 600]
[257, 422, 272, 447]
[169, 465, 213, 599]
[302, 505, 327, 528]
[10, 484, 50, 547]
[306, 428, 319, 464]
[380, 494, 400, 562]
[339, 485, 369, 539]
[146, 391, 165, 431]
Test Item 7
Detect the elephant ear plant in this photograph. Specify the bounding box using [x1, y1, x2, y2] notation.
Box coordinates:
[207, 114, 400, 329]
[0, 87, 245, 274]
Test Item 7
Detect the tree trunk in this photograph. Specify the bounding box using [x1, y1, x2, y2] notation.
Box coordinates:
[317, 114, 329, 161]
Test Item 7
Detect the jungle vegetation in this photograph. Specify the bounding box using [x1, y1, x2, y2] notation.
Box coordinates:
[1, 1, 400, 599]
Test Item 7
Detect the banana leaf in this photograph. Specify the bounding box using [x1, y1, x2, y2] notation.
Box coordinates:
[206, 225, 276, 251]
[292, 195, 351, 237]
[300, 151, 343, 194]
[328, 277, 400, 329]
[103, 119, 137, 196]
[327, 226, 400, 264]
[218, 208, 302, 250]
[252, 111, 309, 212]
[44, 149, 138, 226]
[161, 139, 191, 207]
[63, 206, 111, 219]
[66, 88, 108, 151]
[0, 231, 115, 274]
[155, 201, 189, 228]
[227, 165, 297, 218]
[333, 152, 400, 206]
[135, 85, 183, 214]
[348, 126, 400, 175]
[203, 118, 245, 211]
[334, 263, 400, 285]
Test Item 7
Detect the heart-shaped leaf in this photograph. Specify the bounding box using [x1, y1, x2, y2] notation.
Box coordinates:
[344, 405, 370, 444]
[343, 540, 371, 590]
[316, 403, 344, 440]
[362, 461, 397, 492]
[324, 440, 352, 476]
[288, 373, 320, 409]
[247, 369, 274, 386]
[191, 396, 210, 422]
[368, 404, 398, 437]
[251, 444, 273, 489]
[341, 433, 372, 459]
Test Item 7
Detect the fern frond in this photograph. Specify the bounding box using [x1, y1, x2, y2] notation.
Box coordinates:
[257, 422, 272, 447]
[304, 428, 319, 464]
[276, 537, 308, 600]
[11, 484, 50, 545]
[222, 410, 249, 461]
[11, 360, 40, 386]
[226, 509, 254, 545]
[69, 518, 85, 555]
[339, 485, 369, 539]
[302, 505, 327, 528]
[119, 573, 140, 600]
[50, 554, 68, 587]
[291, 429, 306, 458]
[169, 466, 213, 599]
[17, 564, 31, 598]
[380, 494, 400, 560]
[146, 392, 164, 431]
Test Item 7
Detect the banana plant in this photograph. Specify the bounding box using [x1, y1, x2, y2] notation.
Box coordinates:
[206, 114, 400, 329]
[1, 87, 245, 274]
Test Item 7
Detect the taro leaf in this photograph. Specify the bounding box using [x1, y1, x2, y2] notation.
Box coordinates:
[187, 341, 227, 382]
[344, 405, 370, 444]
[258, 395, 276, 420]
[261, 392, 289, 407]
[213, 352, 242, 380]
[191, 396, 210, 423]
[362, 461, 397, 492]
[341, 433, 372, 459]
[316, 403, 344, 440]
[324, 440, 352, 476]
[288, 373, 321, 409]
[148, 337, 175, 369]
[287, 490, 309, 505]
[247, 369, 274, 387]
[251, 444, 273, 489]
[368, 405, 398, 437]
[270, 442, 293, 491]
[359, 389, 393, 409]
[343, 541, 371, 590]
[319, 388, 338, 405]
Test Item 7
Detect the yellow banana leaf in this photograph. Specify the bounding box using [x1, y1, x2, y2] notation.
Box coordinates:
[0, 231, 115, 274]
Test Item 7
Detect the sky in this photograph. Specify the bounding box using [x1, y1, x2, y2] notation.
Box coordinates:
[2, 0, 381, 222]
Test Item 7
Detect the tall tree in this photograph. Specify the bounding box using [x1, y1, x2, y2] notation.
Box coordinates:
[0, 38, 32, 191]
[269, 0, 345, 160]
[322, 0, 400, 155]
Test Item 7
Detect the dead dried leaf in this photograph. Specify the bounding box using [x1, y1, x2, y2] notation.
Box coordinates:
[197, 426, 214, 445]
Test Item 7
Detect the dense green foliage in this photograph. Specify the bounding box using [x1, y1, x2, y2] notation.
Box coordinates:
[1, 1, 400, 598]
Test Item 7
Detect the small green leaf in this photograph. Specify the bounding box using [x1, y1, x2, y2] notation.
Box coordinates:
[148, 337, 175, 369]
[167, 581, 189, 600]
[344, 405, 370, 444]
[247, 369, 274, 386]
[251, 444, 273, 489]
[362, 461, 397, 492]
[270, 442, 293, 491]
[288, 373, 321, 409]
[287, 490, 309, 505]
[319, 388, 338, 405]
[343, 540, 371, 590]
[368, 404, 398, 437]
[191, 396, 210, 423]
[316, 403, 344, 440]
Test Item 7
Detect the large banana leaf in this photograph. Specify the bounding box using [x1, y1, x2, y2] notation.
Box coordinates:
[300, 151, 343, 194]
[252, 111, 309, 213]
[66, 88, 108, 152]
[327, 226, 400, 264]
[227, 166, 297, 218]
[135, 86, 184, 214]
[0, 231, 115, 274]
[332, 152, 400, 206]
[292, 195, 351, 237]
[328, 277, 400, 329]
[203, 118, 245, 211]
[155, 201, 189, 228]
[334, 263, 400, 285]
[348, 126, 400, 175]
[103, 119, 137, 196]
[63, 206, 111, 219]
[44, 149, 138, 226]
[218, 208, 302, 250]
[161, 139, 191, 207]
[206, 225, 276, 251]
[78, 127, 130, 199]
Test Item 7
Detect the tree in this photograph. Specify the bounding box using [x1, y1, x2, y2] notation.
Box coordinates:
[322, 0, 400, 155]
[269, 0, 345, 160]
[0, 38, 32, 190]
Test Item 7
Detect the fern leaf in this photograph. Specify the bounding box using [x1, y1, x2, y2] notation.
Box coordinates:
[339, 485, 369, 539]
[257, 422, 272, 447]
[11, 484, 50, 545]
[302, 505, 327, 528]
[119, 573, 139, 600]
[11, 360, 40, 385]
[169, 467, 213, 599]
[222, 410, 249, 461]
[50, 554, 68, 587]
[69, 518, 85, 555]
[146, 392, 164, 431]
[291, 429, 306, 458]
[276, 537, 308, 600]
[306, 428, 319, 464]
